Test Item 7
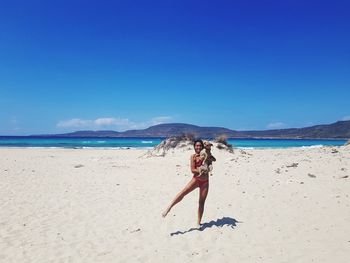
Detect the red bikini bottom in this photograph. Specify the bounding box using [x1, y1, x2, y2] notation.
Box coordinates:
[193, 176, 209, 187]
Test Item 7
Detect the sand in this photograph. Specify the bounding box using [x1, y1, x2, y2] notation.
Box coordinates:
[0, 145, 349, 262]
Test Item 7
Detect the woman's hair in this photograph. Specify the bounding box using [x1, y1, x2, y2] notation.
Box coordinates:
[193, 139, 204, 149]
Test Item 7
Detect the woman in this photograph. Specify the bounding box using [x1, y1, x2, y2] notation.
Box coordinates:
[162, 139, 211, 227]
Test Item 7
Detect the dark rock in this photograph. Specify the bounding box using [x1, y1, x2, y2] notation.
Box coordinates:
[286, 163, 299, 168]
[130, 228, 141, 233]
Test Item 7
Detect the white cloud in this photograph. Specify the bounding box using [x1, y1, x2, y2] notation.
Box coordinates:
[57, 118, 90, 128]
[267, 122, 286, 129]
[8, 116, 20, 131]
[10, 117, 18, 124]
[149, 116, 173, 125]
[57, 116, 173, 131]
[342, 116, 350, 121]
[94, 117, 131, 127]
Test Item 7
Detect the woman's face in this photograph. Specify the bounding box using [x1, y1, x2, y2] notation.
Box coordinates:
[194, 142, 203, 154]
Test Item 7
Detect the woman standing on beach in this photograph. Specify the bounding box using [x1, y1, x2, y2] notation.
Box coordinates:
[162, 139, 211, 227]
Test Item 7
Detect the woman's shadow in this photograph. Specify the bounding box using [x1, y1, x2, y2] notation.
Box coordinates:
[170, 216, 240, 236]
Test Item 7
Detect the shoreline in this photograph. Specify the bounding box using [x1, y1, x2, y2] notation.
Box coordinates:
[0, 135, 348, 140]
[0, 143, 346, 150]
[0, 146, 154, 150]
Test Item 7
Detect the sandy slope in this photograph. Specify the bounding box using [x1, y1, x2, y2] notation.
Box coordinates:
[0, 145, 349, 262]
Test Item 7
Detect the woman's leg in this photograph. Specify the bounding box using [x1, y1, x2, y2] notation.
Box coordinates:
[162, 178, 198, 217]
[197, 182, 209, 226]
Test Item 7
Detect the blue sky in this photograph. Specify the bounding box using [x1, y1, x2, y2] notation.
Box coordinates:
[1, 0, 349, 135]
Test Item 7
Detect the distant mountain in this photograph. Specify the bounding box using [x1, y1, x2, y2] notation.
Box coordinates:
[30, 120, 350, 139]
[243, 121, 350, 139]
[34, 130, 120, 137]
[120, 123, 242, 138]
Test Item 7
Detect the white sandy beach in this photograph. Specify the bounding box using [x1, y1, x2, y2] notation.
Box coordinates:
[0, 145, 349, 262]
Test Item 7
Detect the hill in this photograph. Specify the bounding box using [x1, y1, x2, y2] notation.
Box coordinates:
[29, 120, 350, 139]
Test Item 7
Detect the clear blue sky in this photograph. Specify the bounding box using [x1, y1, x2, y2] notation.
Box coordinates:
[1, 0, 349, 135]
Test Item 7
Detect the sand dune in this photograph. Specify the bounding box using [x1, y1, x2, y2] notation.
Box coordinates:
[0, 145, 349, 262]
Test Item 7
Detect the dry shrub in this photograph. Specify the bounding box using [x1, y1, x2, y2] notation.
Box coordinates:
[141, 133, 196, 157]
[217, 143, 225, 150]
[215, 134, 232, 147]
[215, 134, 234, 153]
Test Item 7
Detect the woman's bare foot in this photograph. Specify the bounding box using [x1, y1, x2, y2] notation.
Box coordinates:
[162, 209, 170, 218]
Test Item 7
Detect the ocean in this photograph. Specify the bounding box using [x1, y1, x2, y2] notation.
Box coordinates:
[0, 136, 347, 149]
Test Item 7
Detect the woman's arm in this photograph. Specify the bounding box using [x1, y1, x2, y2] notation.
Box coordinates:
[190, 154, 199, 175]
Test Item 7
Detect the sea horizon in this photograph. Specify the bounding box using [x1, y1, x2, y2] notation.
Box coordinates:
[0, 136, 346, 149]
